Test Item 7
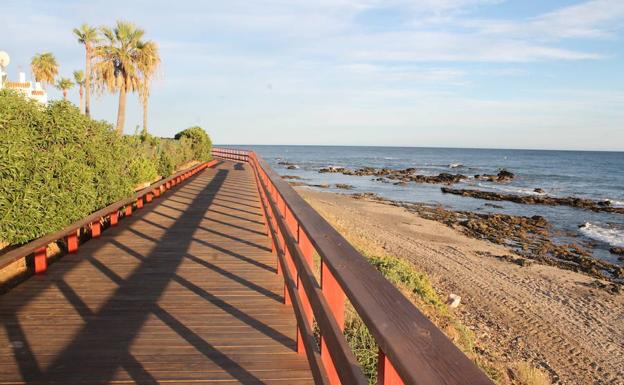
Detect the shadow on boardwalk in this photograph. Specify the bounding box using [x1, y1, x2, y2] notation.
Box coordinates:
[0, 162, 313, 385]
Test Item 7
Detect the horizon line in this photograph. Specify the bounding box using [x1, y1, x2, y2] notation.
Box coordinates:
[213, 143, 624, 153]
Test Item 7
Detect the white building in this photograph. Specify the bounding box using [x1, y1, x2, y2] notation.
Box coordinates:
[0, 71, 48, 104]
[0, 51, 48, 104]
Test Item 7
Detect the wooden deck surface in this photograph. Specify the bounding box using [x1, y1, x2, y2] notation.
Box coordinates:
[0, 161, 314, 384]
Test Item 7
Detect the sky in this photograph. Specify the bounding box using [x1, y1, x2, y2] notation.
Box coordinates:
[2, 0, 623, 150]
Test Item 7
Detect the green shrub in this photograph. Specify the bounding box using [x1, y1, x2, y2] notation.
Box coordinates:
[175, 126, 212, 161]
[0, 90, 213, 246]
[0, 91, 134, 244]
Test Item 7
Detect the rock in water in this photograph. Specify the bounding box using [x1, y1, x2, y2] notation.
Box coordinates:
[497, 169, 515, 181]
[447, 293, 461, 308]
[609, 247, 624, 255]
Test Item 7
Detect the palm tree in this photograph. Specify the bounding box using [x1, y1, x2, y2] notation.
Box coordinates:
[55, 77, 74, 100]
[73, 24, 99, 117]
[31, 52, 58, 88]
[73, 70, 85, 113]
[93, 21, 146, 135]
[137, 40, 160, 132]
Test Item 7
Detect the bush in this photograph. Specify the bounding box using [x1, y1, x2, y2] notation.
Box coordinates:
[0, 90, 212, 245]
[175, 126, 212, 161]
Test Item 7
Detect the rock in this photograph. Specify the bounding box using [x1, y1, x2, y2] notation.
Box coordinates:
[335, 184, 354, 190]
[440, 187, 624, 214]
[352, 192, 379, 200]
[515, 258, 533, 267]
[609, 247, 624, 255]
[281, 175, 302, 180]
[286, 165, 299, 170]
[473, 169, 515, 182]
[318, 166, 469, 184]
[534, 188, 544, 194]
[319, 166, 345, 173]
[447, 293, 461, 308]
[497, 169, 515, 181]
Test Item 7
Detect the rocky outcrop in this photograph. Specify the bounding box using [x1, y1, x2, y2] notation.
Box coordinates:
[350, 193, 623, 287]
[319, 166, 468, 184]
[610, 247, 624, 256]
[278, 161, 299, 169]
[335, 184, 354, 190]
[474, 169, 515, 182]
[441, 188, 624, 214]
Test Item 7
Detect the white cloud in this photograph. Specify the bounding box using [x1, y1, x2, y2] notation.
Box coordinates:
[1, 0, 622, 149]
[466, 0, 624, 40]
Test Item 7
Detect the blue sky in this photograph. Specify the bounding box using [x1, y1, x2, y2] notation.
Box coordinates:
[2, 0, 623, 150]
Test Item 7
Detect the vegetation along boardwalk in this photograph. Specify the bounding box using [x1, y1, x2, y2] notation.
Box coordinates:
[0, 149, 493, 385]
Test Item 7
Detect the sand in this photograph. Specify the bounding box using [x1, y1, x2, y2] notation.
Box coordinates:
[296, 187, 624, 385]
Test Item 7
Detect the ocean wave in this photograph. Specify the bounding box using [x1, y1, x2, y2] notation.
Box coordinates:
[448, 163, 463, 169]
[475, 183, 545, 195]
[579, 223, 624, 248]
[606, 199, 624, 208]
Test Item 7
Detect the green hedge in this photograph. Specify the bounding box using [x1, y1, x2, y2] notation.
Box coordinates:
[0, 90, 212, 246]
[175, 126, 212, 161]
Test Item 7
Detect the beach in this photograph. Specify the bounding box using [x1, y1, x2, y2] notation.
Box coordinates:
[296, 187, 624, 385]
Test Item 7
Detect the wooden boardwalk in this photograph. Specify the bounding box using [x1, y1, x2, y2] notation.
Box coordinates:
[0, 161, 314, 384]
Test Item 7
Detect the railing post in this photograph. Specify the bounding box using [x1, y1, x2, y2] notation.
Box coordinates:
[137, 197, 143, 209]
[34, 246, 47, 274]
[66, 230, 78, 253]
[321, 261, 346, 385]
[125, 205, 132, 216]
[110, 211, 118, 226]
[377, 350, 404, 385]
[91, 221, 101, 238]
[296, 228, 315, 355]
[146, 192, 153, 203]
[278, 226, 292, 306]
[154, 188, 161, 198]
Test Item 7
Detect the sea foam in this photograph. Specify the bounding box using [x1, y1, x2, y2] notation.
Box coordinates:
[579, 223, 624, 248]
[606, 199, 624, 208]
[475, 183, 545, 195]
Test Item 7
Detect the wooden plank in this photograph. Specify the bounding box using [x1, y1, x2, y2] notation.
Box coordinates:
[0, 161, 312, 384]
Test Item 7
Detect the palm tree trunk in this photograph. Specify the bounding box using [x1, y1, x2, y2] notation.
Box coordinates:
[116, 87, 127, 135]
[63, 90, 68, 100]
[79, 86, 84, 114]
[142, 95, 149, 132]
[85, 46, 91, 117]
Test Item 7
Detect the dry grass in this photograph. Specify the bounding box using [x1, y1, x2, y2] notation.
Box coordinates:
[513, 362, 551, 385]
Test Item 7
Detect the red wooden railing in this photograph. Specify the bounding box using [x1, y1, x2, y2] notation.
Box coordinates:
[213, 147, 494, 385]
[0, 160, 218, 274]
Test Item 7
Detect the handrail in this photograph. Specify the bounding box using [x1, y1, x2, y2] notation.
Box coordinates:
[213, 147, 494, 385]
[0, 160, 218, 273]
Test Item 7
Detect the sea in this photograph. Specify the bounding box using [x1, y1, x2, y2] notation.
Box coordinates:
[225, 145, 624, 264]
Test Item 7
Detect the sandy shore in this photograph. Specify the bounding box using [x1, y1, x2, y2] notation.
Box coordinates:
[296, 187, 624, 385]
